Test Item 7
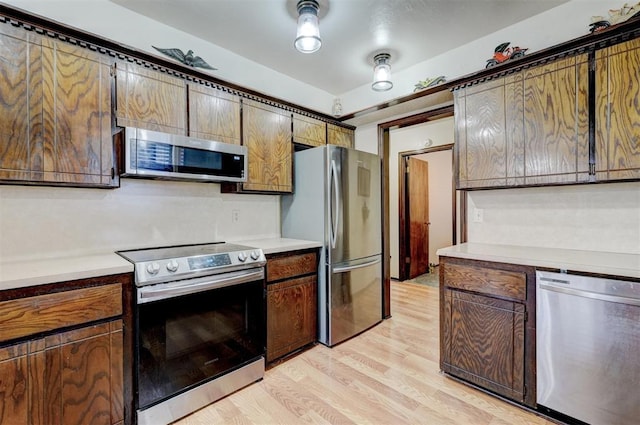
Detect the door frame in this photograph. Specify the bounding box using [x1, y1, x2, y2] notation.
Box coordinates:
[397, 143, 455, 281]
[377, 104, 457, 318]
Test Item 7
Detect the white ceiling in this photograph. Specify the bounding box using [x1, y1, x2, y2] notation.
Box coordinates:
[111, 0, 569, 96]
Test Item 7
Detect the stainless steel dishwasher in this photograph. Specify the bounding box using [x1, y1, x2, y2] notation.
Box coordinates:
[536, 270, 640, 425]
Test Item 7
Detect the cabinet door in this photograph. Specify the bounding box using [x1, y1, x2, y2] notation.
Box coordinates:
[115, 61, 187, 135]
[241, 99, 292, 192]
[293, 113, 325, 147]
[327, 123, 354, 148]
[0, 27, 116, 187]
[41, 39, 116, 187]
[0, 25, 43, 182]
[441, 289, 526, 403]
[523, 54, 590, 184]
[188, 84, 241, 145]
[266, 275, 317, 362]
[0, 320, 123, 425]
[595, 37, 640, 181]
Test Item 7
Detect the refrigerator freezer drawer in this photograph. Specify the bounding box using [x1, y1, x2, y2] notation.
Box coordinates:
[324, 255, 382, 346]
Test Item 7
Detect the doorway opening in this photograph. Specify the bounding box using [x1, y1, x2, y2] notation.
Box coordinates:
[397, 145, 454, 282]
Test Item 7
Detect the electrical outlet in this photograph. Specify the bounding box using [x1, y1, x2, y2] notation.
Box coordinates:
[232, 209, 239, 223]
[472, 208, 484, 223]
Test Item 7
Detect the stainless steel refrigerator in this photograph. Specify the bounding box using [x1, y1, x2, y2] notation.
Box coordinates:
[281, 145, 382, 346]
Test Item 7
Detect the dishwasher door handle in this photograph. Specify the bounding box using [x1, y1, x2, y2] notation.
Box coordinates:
[539, 282, 640, 307]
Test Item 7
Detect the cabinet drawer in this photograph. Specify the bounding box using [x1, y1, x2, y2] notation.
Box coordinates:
[444, 263, 526, 301]
[267, 252, 317, 282]
[0, 283, 122, 342]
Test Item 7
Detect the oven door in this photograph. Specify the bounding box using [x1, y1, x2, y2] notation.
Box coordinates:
[135, 269, 265, 411]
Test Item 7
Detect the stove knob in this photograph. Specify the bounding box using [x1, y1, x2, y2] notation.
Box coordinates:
[250, 250, 260, 260]
[146, 262, 160, 275]
[166, 260, 179, 273]
[237, 252, 248, 262]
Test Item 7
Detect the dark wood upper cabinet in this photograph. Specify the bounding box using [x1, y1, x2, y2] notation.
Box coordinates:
[0, 25, 116, 187]
[327, 123, 355, 148]
[236, 99, 293, 193]
[455, 54, 590, 189]
[522, 55, 590, 185]
[115, 61, 187, 135]
[293, 113, 326, 147]
[595, 37, 640, 181]
[188, 84, 241, 145]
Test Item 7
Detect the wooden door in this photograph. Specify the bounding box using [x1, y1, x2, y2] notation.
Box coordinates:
[595, 37, 640, 181]
[406, 157, 429, 279]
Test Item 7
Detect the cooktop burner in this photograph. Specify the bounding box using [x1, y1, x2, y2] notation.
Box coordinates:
[117, 242, 266, 286]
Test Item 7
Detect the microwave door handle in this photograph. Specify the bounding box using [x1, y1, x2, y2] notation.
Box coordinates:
[330, 159, 340, 249]
[137, 269, 264, 304]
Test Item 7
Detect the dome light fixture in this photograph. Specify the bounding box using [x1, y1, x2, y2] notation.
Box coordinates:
[294, 0, 322, 54]
[372, 53, 393, 92]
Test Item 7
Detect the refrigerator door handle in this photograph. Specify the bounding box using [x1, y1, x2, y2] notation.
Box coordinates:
[333, 257, 381, 274]
[330, 159, 340, 249]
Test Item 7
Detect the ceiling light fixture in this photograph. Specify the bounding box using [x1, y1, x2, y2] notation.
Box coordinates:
[372, 53, 393, 92]
[294, 0, 322, 54]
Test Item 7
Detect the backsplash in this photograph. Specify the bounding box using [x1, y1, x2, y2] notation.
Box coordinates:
[0, 179, 280, 262]
[467, 181, 640, 254]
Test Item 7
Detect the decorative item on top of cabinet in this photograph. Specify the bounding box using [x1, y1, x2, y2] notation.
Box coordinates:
[188, 84, 241, 145]
[293, 113, 326, 147]
[0, 274, 132, 425]
[327, 123, 355, 148]
[439, 256, 536, 407]
[223, 98, 293, 193]
[595, 36, 640, 181]
[266, 249, 318, 364]
[115, 60, 187, 135]
[0, 24, 117, 188]
[454, 53, 589, 189]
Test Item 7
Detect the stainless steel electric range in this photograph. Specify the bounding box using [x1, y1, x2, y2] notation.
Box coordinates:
[117, 242, 266, 425]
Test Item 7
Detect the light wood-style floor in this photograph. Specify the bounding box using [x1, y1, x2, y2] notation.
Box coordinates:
[177, 282, 554, 425]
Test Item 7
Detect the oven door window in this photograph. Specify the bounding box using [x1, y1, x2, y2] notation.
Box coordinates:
[137, 279, 264, 409]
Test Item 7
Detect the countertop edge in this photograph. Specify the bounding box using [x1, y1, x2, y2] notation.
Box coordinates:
[0, 254, 134, 291]
[437, 243, 640, 280]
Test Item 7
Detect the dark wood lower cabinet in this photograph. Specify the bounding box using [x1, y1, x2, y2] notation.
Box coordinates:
[265, 249, 318, 363]
[440, 256, 536, 407]
[0, 274, 131, 425]
[0, 320, 124, 425]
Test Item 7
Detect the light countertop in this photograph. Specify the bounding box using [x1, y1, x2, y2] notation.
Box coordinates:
[0, 238, 322, 292]
[236, 238, 322, 255]
[437, 243, 640, 279]
[0, 253, 134, 291]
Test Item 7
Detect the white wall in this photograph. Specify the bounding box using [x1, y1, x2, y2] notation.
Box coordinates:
[467, 182, 640, 254]
[388, 118, 454, 278]
[0, 180, 280, 262]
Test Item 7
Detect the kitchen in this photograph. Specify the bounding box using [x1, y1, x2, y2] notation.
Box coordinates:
[0, 1, 639, 424]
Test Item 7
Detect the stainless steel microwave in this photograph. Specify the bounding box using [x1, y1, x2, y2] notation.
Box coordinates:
[122, 127, 247, 183]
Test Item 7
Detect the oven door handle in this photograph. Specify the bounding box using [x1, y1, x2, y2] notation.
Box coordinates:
[137, 268, 264, 304]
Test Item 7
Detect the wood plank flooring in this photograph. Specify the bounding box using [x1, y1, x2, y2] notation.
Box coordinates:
[176, 281, 554, 425]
